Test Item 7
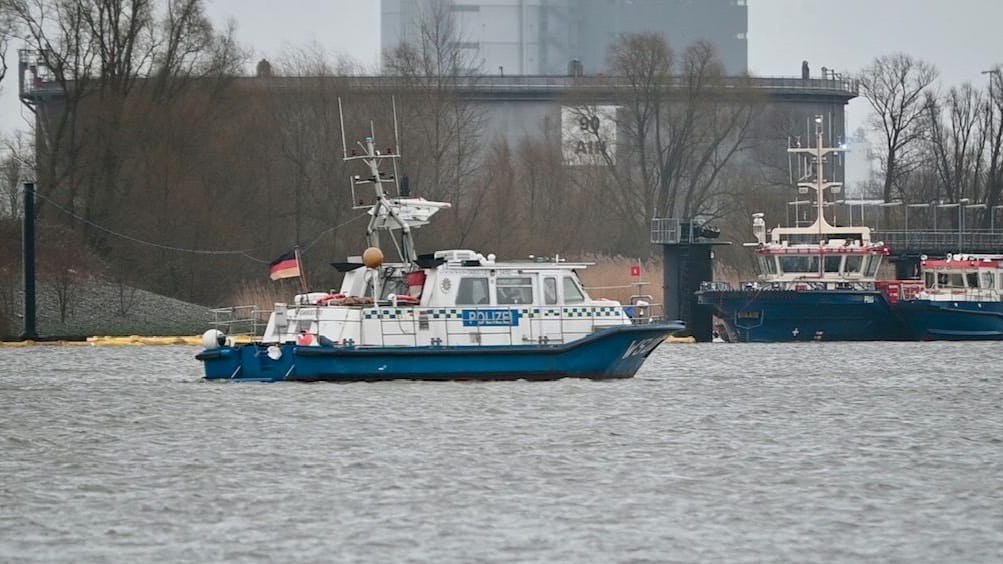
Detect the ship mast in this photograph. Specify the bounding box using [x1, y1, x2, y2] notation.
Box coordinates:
[787, 115, 844, 237]
[338, 98, 450, 268]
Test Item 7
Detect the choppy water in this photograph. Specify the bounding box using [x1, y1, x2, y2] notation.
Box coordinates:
[1, 342, 1001, 563]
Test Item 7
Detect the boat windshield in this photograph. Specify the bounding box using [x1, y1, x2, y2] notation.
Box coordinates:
[928, 271, 966, 289]
[844, 255, 863, 274]
[778, 255, 819, 274]
[563, 277, 586, 303]
[864, 256, 881, 277]
[981, 270, 996, 290]
[757, 255, 777, 274]
[824, 255, 842, 273]
[456, 277, 490, 305]
[497, 276, 533, 304]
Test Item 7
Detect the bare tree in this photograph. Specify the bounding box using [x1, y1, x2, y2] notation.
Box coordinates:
[0, 131, 33, 217]
[923, 84, 985, 208]
[567, 34, 759, 255]
[383, 0, 486, 246]
[982, 67, 1003, 227]
[857, 53, 938, 216]
[0, 5, 11, 90]
[5, 0, 243, 236]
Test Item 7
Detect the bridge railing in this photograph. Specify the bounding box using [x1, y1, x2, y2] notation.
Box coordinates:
[873, 230, 1003, 254]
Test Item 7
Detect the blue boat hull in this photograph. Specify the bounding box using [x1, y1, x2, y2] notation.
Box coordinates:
[196, 323, 680, 382]
[894, 300, 1003, 340]
[697, 289, 911, 342]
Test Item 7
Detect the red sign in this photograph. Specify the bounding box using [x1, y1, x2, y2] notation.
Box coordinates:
[630, 265, 641, 277]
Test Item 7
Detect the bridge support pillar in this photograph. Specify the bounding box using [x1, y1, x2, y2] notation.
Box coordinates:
[661, 243, 715, 342]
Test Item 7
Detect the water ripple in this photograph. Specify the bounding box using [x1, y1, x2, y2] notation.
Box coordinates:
[1, 343, 1001, 562]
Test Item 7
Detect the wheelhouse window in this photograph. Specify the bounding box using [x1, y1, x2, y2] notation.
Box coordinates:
[456, 277, 490, 305]
[844, 255, 863, 274]
[824, 255, 842, 273]
[966, 272, 979, 288]
[496, 276, 533, 304]
[981, 271, 995, 290]
[543, 277, 558, 305]
[864, 256, 881, 277]
[757, 255, 777, 274]
[934, 271, 965, 288]
[563, 277, 586, 303]
[778, 255, 819, 274]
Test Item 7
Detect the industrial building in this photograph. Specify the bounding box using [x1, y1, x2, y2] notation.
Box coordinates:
[381, 0, 748, 76]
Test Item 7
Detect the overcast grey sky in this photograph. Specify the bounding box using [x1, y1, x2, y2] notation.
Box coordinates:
[3, 0, 1002, 136]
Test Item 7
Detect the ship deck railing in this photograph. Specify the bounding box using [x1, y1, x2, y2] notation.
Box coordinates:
[209, 305, 270, 339]
[923, 288, 1002, 302]
[699, 280, 878, 292]
[211, 302, 669, 346]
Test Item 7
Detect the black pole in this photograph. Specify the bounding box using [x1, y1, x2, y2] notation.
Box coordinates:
[22, 182, 37, 341]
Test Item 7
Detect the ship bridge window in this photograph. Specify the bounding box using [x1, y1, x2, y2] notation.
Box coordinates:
[925, 271, 936, 288]
[778, 255, 819, 274]
[824, 255, 842, 273]
[563, 277, 586, 303]
[497, 276, 533, 304]
[980, 271, 995, 289]
[967, 272, 979, 288]
[936, 272, 965, 288]
[456, 277, 490, 305]
[844, 255, 863, 274]
[865, 256, 881, 277]
[757, 256, 777, 274]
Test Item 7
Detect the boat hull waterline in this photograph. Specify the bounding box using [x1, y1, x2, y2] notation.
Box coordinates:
[196, 323, 680, 382]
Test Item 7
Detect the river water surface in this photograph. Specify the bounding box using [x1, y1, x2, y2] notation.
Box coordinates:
[2, 342, 1001, 563]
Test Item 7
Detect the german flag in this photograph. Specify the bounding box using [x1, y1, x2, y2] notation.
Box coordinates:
[269, 249, 301, 281]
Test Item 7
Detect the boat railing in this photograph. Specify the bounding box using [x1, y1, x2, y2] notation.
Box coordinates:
[924, 287, 1001, 302]
[278, 302, 658, 346]
[700, 280, 879, 292]
[625, 296, 665, 324]
[210, 305, 271, 339]
[700, 281, 734, 292]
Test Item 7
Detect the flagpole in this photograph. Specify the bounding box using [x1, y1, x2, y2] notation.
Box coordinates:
[295, 246, 309, 293]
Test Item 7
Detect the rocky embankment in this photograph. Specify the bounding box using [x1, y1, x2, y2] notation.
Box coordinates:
[8, 278, 214, 338]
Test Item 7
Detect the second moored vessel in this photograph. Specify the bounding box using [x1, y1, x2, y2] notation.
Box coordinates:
[697, 116, 921, 342]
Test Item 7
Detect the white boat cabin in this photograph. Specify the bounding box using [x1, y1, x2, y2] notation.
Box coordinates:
[744, 120, 892, 292]
[750, 212, 889, 290]
[918, 255, 1003, 301]
[262, 249, 637, 347]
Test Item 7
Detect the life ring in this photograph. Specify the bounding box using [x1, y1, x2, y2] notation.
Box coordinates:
[315, 293, 346, 305]
[297, 332, 315, 346]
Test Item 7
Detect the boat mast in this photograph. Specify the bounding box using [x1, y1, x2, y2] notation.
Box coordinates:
[339, 98, 417, 266]
[787, 115, 843, 237]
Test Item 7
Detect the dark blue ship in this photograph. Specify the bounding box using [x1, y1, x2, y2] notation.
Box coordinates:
[697, 116, 923, 342]
[894, 255, 1003, 340]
